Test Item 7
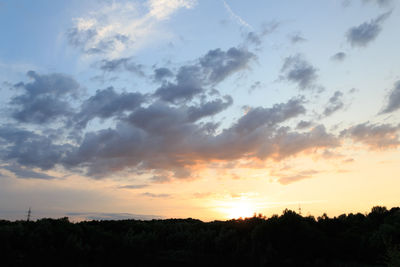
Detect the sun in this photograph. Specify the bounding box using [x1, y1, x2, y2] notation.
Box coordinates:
[224, 200, 255, 219]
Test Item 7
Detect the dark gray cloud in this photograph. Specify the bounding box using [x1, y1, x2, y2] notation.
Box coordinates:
[341, 122, 400, 149]
[323, 91, 344, 117]
[2, 164, 56, 180]
[0, 126, 72, 170]
[54, 96, 339, 178]
[74, 87, 145, 128]
[98, 57, 144, 76]
[199, 47, 255, 84]
[234, 98, 306, 134]
[10, 71, 79, 124]
[381, 80, 400, 114]
[153, 67, 174, 82]
[187, 95, 233, 122]
[154, 46, 254, 103]
[346, 11, 391, 47]
[331, 52, 346, 62]
[280, 54, 318, 90]
[266, 125, 339, 160]
[154, 65, 204, 103]
[296, 120, 313, 129]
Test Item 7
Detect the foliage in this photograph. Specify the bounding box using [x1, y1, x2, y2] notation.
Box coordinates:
[0, 206, 399, 266]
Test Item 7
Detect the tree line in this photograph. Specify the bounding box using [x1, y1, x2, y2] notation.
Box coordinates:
[0, 206, 399, 266]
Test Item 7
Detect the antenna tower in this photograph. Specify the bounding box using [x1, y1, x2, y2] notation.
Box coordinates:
[27, 207, 31, 222]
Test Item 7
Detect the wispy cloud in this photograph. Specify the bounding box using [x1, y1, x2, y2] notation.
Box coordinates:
[67, 0, 196, 58]
[222, 0, 253, 30]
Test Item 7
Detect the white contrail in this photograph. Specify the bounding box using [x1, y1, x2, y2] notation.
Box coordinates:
[222, 0, 253, 30]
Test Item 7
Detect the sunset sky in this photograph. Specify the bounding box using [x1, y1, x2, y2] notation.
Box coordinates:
[1, 0, 399, 221]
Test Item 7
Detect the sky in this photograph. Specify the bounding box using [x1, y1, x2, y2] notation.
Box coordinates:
[0, 0, 400, 221]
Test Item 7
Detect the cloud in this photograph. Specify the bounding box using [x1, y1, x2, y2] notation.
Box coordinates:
[331, 52, 346, 62]
[56, 94, 337, 178]
[233, 98, 306, 134]
[154, 46, 255, 103]
[0, 126, 72, 170]
[245, 21, 280, 46]
[119, 184, 149, 189]
[148, 0, 196, 20]
[73, 87, 145, 128]
[280, 54, 318, 90]
[141, 192, 171, 198]
[199, 47, 255, 84]
[153, 67, 174, 82]
[290, 33, 306, 44]
[323, 91, 344, 117]
[362, 0, 394, 7]
[222, 0, 253, 29]
[381, 80, 400, 114]
[187, 95, 233, 122]
[154, 65, 204, 103]
[346, 11, 392, 47]
[10, 71, 79, 124]
[341, 122, 400, 149]
[98, 57, 144, 76]
[2, 164, 56, 180]
[66, 0, 196, 57]
[277, 170, 320, 185]
[296, 120, 313, 129]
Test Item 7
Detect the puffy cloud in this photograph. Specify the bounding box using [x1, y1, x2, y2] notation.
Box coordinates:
[0, 126, 72, 170]
[98, 57, 144, 76]
[73, 87, 145, 128]
[296, 120, 313, 129]
[280, 54, 318, 90]
[323, 91, 344, 117]
[199, 47, 255, 84]
[154, 65, 204, 103]
[331, 52, 346, 62]
[341, 122, 400, 149]
[154, 46, 255, 103]
[266, 125, 339, 160]
[10, 71, 79, 124]
[153, 67, 174, 82]
[57, 96, 336, 178]
[346, 11, 391, 47]
[381, 80, 400, 114]
[187, 95, 233, 122]
[233, 98, 305, 134]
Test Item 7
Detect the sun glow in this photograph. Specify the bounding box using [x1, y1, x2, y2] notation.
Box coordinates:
[223, 200, 255, 219]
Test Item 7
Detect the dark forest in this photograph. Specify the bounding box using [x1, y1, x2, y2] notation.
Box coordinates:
[1, 206, 399, 266]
